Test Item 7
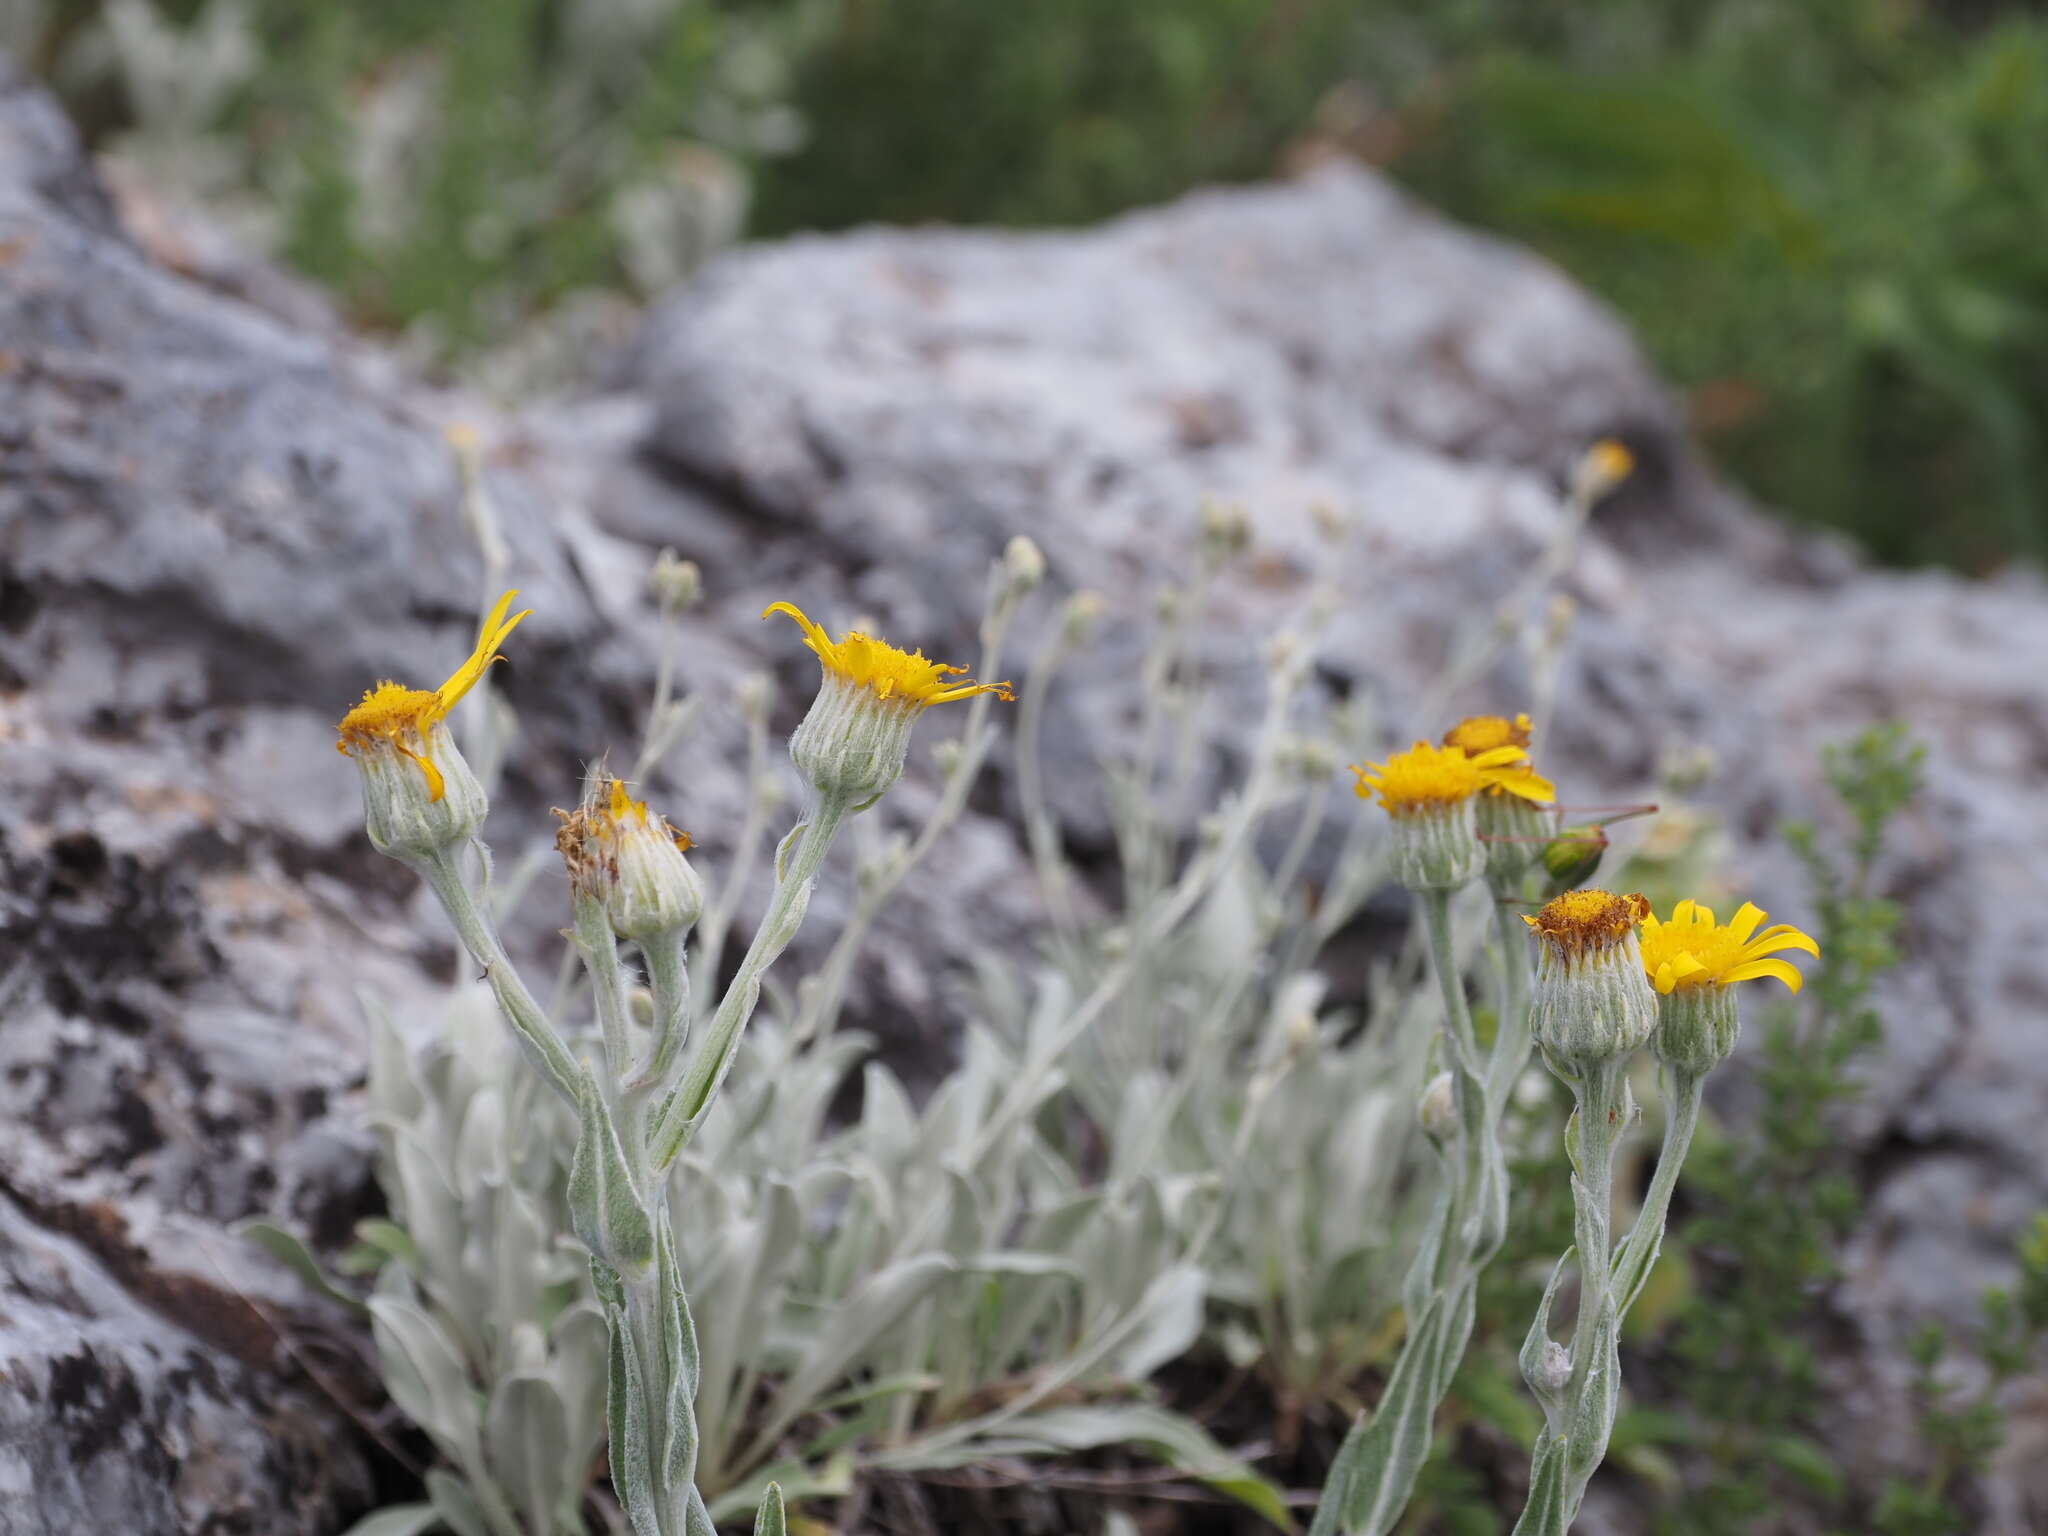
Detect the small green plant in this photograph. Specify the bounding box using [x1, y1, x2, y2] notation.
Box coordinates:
[1649, 723, 1924, 1533]
[1870, 1216, 2048, 1536]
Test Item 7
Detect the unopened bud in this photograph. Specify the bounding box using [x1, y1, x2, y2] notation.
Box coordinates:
[735, 670, 774, 723]
[1418, 1072, 1457, 1143]
[1573, 437, 1635, 503]
[1063, 590, 1106, 644]
[1200, 502, 1252, 561]
[1542, 825, 1609, 896]
[1530, 1340, 1571, 1399]
[1003, 535, 1046, 593]
[650, 549, 703, 610]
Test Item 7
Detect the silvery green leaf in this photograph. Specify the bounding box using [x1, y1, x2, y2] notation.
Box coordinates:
[486, 1373, 571, 1535]
[233, 1219, 368, 1314]
[454, 1083, 508, 1190]
[704, 1456, 855, 1523]
[596, 1260, 660, 1536]
[390, 1127, 466, 1290]
[354, 1218, 421, 1270]
[423, 1472, 493, 1536]
[738, 1252, 956, 1469]
[338, 1503, 443, 1536]
[369, 1296, 483, 1469]
[751, 1483, 787, 1536]
[1103, 1263, 1205, 1383]
[363, 993, 427, 1124]
[549, 1299, 613, 1460]
[568, 1064, 654, 1272]
[898, 1403, 1294, 1532]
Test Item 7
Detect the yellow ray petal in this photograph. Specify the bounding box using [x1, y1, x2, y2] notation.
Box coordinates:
[1722, 958, 1805, 992]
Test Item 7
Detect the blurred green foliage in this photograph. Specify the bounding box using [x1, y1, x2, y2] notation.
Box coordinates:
[21, 0, 2048, 563]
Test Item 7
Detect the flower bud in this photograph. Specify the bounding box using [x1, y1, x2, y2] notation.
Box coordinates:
[650, 548, 702, 610]
[1417, 1071, 1458, 1144]
[1541, 824, 1609, 896]
[1523, 889, 1657, 1071]
[1003, 534, 1046, 593]
[1200, 502, 1252, 562]
[1529, 1339, 1571, 1399]
[1063, 590, 1106, 644]
[1572, 437, 1634, 503]
[735, 669, 774, 723]
[557, 777, 705, 942]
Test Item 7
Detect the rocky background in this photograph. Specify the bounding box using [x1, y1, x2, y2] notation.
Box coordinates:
[4, 55, 2046, 1535]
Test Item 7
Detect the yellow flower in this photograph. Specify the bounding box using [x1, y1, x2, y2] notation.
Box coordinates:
[337, 590, 530, 801]
[1352, 741, 1555, 816]
[1639, 899, 1820, 995]
[764, 602, 1012, 707]
[1441, 712, 1533, 756]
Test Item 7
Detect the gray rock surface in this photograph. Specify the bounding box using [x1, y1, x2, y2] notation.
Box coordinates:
[4, 53, 2046, 1536]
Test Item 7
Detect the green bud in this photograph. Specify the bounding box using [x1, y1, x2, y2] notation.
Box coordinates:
[1542, 824, 1609, 896]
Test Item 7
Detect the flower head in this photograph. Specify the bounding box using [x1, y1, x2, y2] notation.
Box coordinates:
[337, 590, 530, 801]
[1353, 741, 1554, 816]
[766, 601, 1011, 806]
[1440, 714, 1555, 893]
[557, 775, 703, 941]
[1638, 899, 1820, 996]
[1638, 900, 1817, 1078]
[337, 591, 529, 861]
[765, 602, 1012, 709]
[1442, 712, 1533, 756]
[1523, 889, 1657, 1069]
[1355, 737, 1555, 891]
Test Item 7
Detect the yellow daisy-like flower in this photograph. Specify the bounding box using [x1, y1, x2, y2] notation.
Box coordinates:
[1441, 712, 1533, 756]
[1352, 741, 1555, 816]
[337, 590, 530, 801]
[764, 602, 1013, 707]
[1639, 899, 1820, 995]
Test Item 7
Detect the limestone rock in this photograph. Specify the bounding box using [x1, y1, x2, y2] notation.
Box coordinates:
[5, 47, 2047, 1532]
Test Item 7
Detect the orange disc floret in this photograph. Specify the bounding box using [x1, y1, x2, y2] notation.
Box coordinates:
[336, 590, 531, 800]
[1639, 898, 1820, 995]
[764, 601, 1012, 707]
[1353, 740, 1555, 816]
[1524, 888, 1650, 958]
[1442, 713, 1533, 756]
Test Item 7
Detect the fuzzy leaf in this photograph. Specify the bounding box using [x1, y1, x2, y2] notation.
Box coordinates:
[338, 1504, 443, 1536]
[233, 1220, 367, 1314]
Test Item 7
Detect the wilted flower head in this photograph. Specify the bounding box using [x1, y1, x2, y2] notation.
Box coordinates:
[336, 591, 529, 859]
[557, 776, 704, 942]
[1639, 899, 1821, 1074]
[1353, 738, 1555, 891]
[767, 601, 1012, 805]
[1523, 888, 1657, 1069]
